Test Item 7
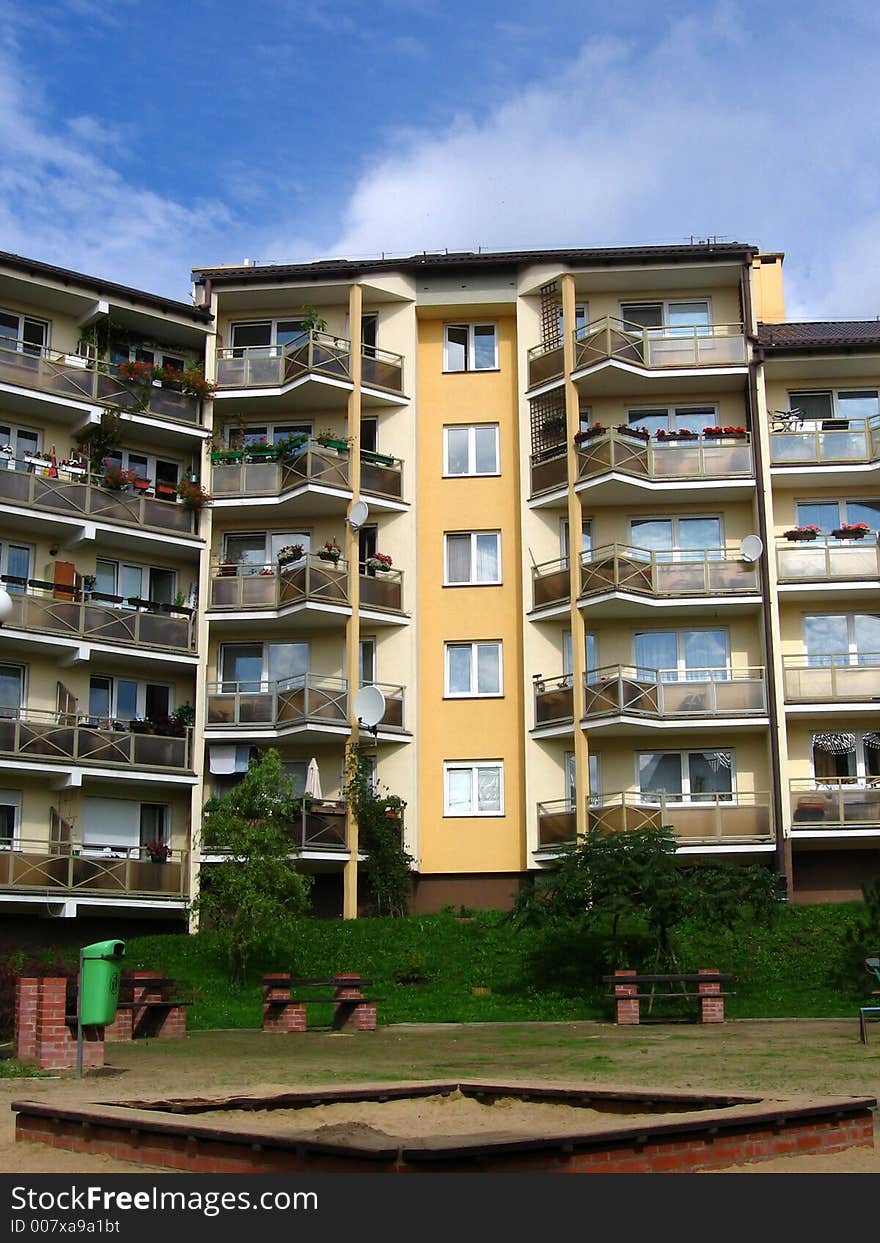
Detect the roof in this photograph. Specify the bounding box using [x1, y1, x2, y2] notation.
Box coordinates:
[758, 320, 880, 352]
[0, 250, 213, 324]
[193, 242, 758, 286]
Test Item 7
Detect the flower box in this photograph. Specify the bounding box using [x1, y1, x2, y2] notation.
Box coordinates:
[703, 426, 747, 439]
[656, 430, 698, 441]
[574, 425, 605, 444]
[365, 553, 393, 572]
[784, 527, 820, 541]
[210, 450, 244, 464]
[316, 437, 350, 453]
[832, 526, 870, 539]
[615, 425, 650, 441]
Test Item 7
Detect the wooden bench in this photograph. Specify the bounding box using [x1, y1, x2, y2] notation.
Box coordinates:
[262, 973, 380, 1033]
[602, 970, 735, 1025]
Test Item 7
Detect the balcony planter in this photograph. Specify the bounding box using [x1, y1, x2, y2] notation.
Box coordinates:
[656, 430, 699, 442]
[154, 482, 177, 500]
[365, 554, 393, 573]
[129, 719, 155, 735]
[245, 445, 280, 461]
[210, 449, 243, 464]
[703, 426, 747, 439]
[361, 449, 396, 467]
[615, 425, 650, 441]
[218, 562, 238, 577]
[574, 425, 605, 445]
[316, 436, 350, 453]
[277, 544, 305, 567]
[131, 477, 152, 493]
[831, 526, 870, 540]
[784, 527, 820, 541]
[318, 541, 342, 564]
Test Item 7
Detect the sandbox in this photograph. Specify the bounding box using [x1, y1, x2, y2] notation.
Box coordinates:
[13, 1080, 876, 1173]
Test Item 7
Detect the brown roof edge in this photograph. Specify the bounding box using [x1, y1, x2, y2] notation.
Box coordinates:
[758, 319, 880, 352]
[192, 242, 759, 286]
[0, 250, 213, 324]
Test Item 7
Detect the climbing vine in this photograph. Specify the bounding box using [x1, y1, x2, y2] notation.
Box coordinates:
[345, 747, 413, 917]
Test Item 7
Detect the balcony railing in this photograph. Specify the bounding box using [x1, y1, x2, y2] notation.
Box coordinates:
[776, 536, 880, 583]
[790, 780, 880, 830]
[531, 545, 760, 611]
[0, 459, 197, 536]
[1, 583, 196, 654]
[583, 665, 766, 720]
[783, 653, 880, 701]
[209, 556, 350, 611]
[206, 677, 405, 731]
[769, 415, 880, 466]
[576, 429, 753, 483]
[0, 839, 189, 896]
[572, 317, 747, 372]
[0, 340, 202, 424]
[210, 443, 403, 502]
[216, 333, 404, 396]
[0, 711, 192, 771]
[526, 339, 565, 388]
[537, 793, 773, 849]
[359, 566, 404, 613]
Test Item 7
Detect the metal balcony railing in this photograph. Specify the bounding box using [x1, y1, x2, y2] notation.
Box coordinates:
[0, 457, 197, 535]
[1, 582, 196, 654]
[782, 653, 880, 701]
[215, 332, 404, 396]
[776, 536, 880, 583]
[0, 711, 192, 771]
[0, 340, 202, 424]
[769, 414, 880, 466]
[0, 838, 189, 896]
[206, 676, 405, 731]
[790, 780, 880, 830]
[572, 317, 747, 372]
[210, 442, 403, 501]
[209, 555, 350, 611]
[536, 792, 773, 849]
[582, 665, 767, 720]
[575, 428, 754, 482]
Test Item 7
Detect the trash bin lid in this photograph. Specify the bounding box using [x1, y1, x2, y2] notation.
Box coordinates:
[81, 939, 126, 959]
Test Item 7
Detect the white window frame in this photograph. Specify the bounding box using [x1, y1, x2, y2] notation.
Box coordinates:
[443, 760, 505, 816]
[94, 558, 178, 606]
[222, 529, 311, 572]
[442, 424, 500, 477]
[810, 730, 880, 786]
[619, 298, 712, 333]
[87, 676, 174, 723]
[443, 531, 502, 586]
[228, 421, 313, 447]
[636, 749, 736, 803]
[0, 789, 23, 848]
[0, 664, 26, 716]
[0, 308, 49, 353]
[803, 614, 880, 665]
[0, 541, 32, 589]
[786, 389, 879, 425]
[626, 404, 719, 433]
[444, 641, 503, 698]
[632, 629, 731, 680]
[229, 318, 311, 355]
[102, 448, 183, 491]
[443, 323, 498, 373]
[219, 641, 310, 693]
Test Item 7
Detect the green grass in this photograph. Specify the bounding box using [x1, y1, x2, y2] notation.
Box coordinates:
[0, 1060, 55, 1078]
[109, 902, 873, 1031]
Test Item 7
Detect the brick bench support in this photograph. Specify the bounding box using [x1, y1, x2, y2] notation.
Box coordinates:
[14, 976, 104, 1072]
[698, 967, 726, 1024]
[612, 970, 640, 1025]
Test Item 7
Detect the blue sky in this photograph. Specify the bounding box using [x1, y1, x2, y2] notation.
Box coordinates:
[2, 0, 879, 318]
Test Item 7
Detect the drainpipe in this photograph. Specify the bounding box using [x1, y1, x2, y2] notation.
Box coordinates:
[741, 262, 790, 895]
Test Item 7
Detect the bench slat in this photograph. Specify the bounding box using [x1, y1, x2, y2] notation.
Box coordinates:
[601, 973, 733, 985]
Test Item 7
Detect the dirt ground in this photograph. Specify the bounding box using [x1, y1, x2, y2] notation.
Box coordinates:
[3, 1018, 880, 1174]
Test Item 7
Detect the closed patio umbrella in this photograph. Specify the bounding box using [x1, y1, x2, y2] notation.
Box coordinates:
[304, 756, 323, 801]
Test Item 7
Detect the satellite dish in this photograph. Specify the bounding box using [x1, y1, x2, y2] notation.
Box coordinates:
[740, 534, 764, 563]
[348, 500, 370, 530]
[0, 590, 13, 624]
[353, 685, 386, 730]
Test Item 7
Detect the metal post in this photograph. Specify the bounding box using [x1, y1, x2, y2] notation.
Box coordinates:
[75, 946, 84, 1079]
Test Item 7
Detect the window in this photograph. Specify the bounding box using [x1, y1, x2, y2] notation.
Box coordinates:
[626, 406, 719, 436]
[361, 313, 378, 358]
[228, 422, 312, 448]
[565, 753, 600, 807]
[629, 516, 723, 560]
[0, 542, 31, 590]
[0, 420, 40, 467]
[87, 677, 171, 724]
[557, 304, 589, 342]
[139, 804, 168, 848]
[110, 344, 185, 373]
[81, 797, 168, 854]
[811, 730, 880, 784]
[443, 323, 498, 372]
[0, 666, 24, 717]
[445, 642, 502, 697]
[560, 520, 592, 564]
[0, 309, 48, 355]
[633, 630, 729, 681]
[638, 750, 734, 802]
[621, 300, 711, 336]
[94, 559, 177, 606]
[788, 389, 879, 426]
[443, 425, 499, 476]
[102, 449, 182, 492]
[444, 532, 501, 584]
[795, 499, 880, 533]
[230, 319, 309, 356]
[0, 790, 22, 848]
[220, 642, 309, 692]
[444, 760, 504, 815]
[804, 614, 880, 666]
[359, 638, 376, 686]
[562, 630, 598, 683]
[360, 418, 378, 453]
[223, 531, 310, 573]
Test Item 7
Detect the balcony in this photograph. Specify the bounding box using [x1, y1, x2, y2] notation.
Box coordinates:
[783, 654, 880, 702]
[1, 584, 196, 655]
[790, 780, 880, 833]
[572, 317, 747, 373]
[206, 676, 405, 734]
[526, 339, 565, 389]
[0, 341, 202, 425]
[530, 546, 761, 616]
[536, 793, 773, 850]
[769, 415, 880, 471]
[0, 839, 189, 898]
[0, 460, 198, 537]
[210, 442, 403, 505]
[215, 333, 405, 406]
[776, 536, 880, 586]
[208, 556, 349, 614]
[0, 712, 192, 773]
[583, 665, 767, 727]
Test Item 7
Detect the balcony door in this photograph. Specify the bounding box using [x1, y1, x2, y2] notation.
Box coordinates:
[638, 749, 734, 803]
[811, 730, 880, 785]
[633, 629, 729, 681]
[804, 614, 880, 666]
[629, 515, 722, 562]
[220, 642, 309, 693]
[0, 665, 24, 717]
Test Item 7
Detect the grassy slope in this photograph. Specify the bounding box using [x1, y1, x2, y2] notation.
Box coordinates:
[117, 903, 872, 1031]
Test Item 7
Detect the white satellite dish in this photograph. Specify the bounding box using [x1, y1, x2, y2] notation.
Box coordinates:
[0, 589, 13, 624]
[348, 500, 370, 530]
[353, 684, 386, 729]
[740, 534, 764, 563]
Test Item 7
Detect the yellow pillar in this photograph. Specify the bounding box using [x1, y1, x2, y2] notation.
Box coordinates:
[343, 283, 364, 918]
[561, 274, 590, 839]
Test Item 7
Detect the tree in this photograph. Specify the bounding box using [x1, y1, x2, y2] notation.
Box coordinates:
[345, 748, 413, 917]
[193, 750, 311, 982]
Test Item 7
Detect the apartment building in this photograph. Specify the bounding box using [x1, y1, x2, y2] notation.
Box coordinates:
[1, 241, 878, 935]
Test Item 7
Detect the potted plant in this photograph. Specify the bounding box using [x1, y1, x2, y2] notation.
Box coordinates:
[318, 539, 342, 563]
[316, 428, 351, 452]
[102, 462, 139, 491]
[616, 424, 650, 441]
[245, 436, 279, 461]
[831, 521, 871, 539]
[275, 434, 309, 459]
[574, 423, 605, 444]
[172, 703, 195, 730]
[144, 838, 170, 863]
[277, 543, 305, 567]
[365, 552, 393, 572]
[128, 718, 155, 735]
[179, 366, 216, 399]
[116, 359, 154, 384]
[783, 524, 821, 541]
[656, 428, 698, 441]
[176, 480, 212, 510]
[80, 573, 97, 597]
[703, 425, 748, 439]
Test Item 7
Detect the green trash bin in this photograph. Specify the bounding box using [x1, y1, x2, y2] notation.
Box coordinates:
[79, 939, 125, 1026]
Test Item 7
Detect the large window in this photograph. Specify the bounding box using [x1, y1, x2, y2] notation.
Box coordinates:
[110, 344, 185, 373]
[443, 424, 499, 476]
[220, 642, 309, 692]
[565, 752, 601, 807]
[626, 405, 719, 435]
[81, 797, 169, 854]
[223, 531, 310, 572]
[227, 422, 312, 448]
[0, 790, 22, 848]
[811, 731, 880, 784]
[445, 642, 502, 697]
[94, 558, 177, 606]
[787, 389, 879, 425]
[443, 323, 498, 372]
[629, 516, 723, 559]
[557, 304, 589, 342]
[562, 630, 599, 683]
[0, 666, 24, 717]
[560, 519, 592, 564]
[633, 630, 729, 681]
[638, 750, 734, 802]
[795, 499, 880, 533]
[102, 448, 181, 494]
[88, 677, 171, 724]
[444, 532, 501, 585]
[0, 309, 48, 354]
[444, 761, 504, 816]
[0, 541, 31, 589]
[621, 300, 711, 335]
[0, 420, 40, 466]
[230, 319, 310, 355]
[804, 614, 880, 665]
